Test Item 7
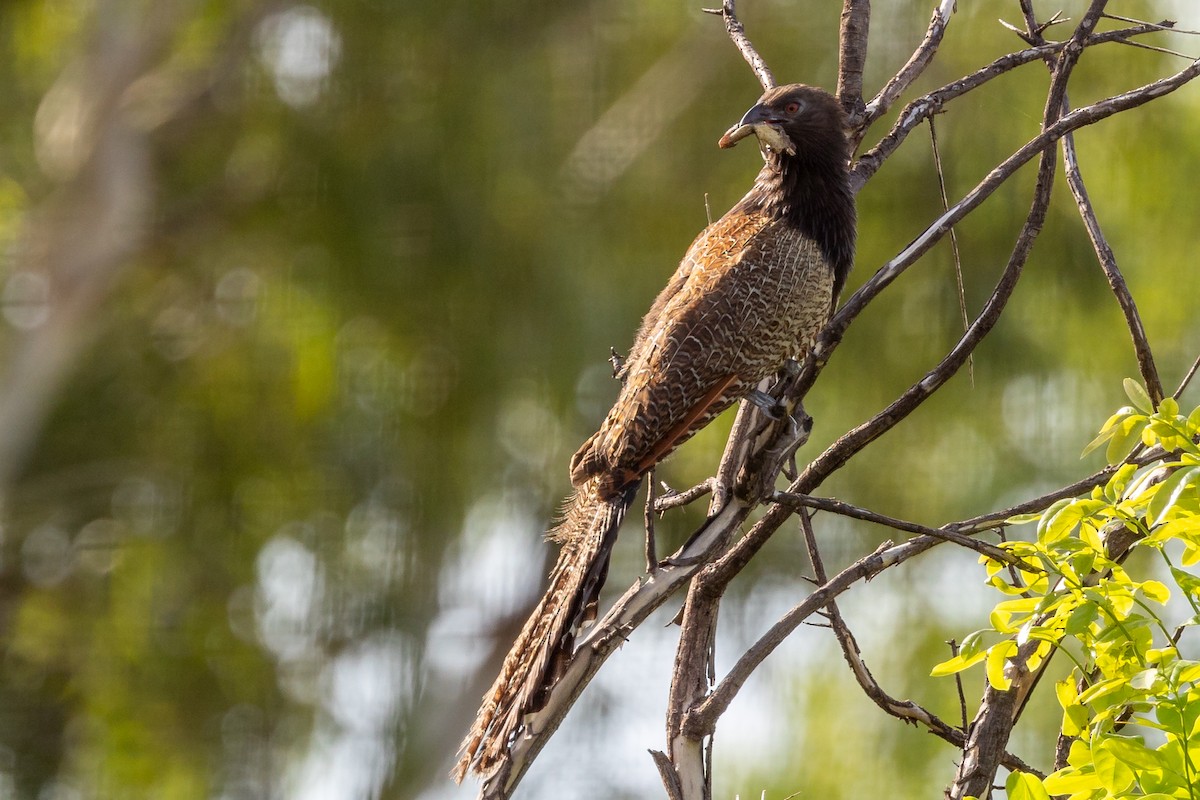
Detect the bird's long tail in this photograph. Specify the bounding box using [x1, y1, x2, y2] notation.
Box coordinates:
[454, 478, 638, 781]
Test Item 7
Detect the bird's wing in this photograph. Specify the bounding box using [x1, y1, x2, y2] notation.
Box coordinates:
[572, 210, 832, 491]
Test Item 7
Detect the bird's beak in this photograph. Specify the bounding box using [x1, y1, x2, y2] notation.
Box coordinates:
[718, 103, 796, 155]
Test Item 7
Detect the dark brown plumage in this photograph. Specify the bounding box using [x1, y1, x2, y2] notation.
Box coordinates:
[455, 84, 856, 781]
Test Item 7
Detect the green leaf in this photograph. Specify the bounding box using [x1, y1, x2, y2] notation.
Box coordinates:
[1170, 566, 1200, 599]
[986, 641, 1016, 690]
[1005, 770, 1050, 800]
[1105, 462, 1138, 501]
[1157, 703, 1183, 734]
[1093, 738, 1136, 792]
[1129, 667, 1159, 691]
[1063, 601, 1099, 636]
[930, 649, 986, 677]
[1146, 515, 1200, 544]
[1107, 414, 1149, 463]
[1062, 702, 1088, 737]
[1147, 466, 1200, 526]
[1067, 738, 1092, 767]
[1077, 676, 1125, 705]
[1189, 403, 1200, 432]
[1083, 409, 1134, 458]
[1035, 498, 1073, 538]
[1139, 579, 1171, 604]
[1054, 676, 1077, 709]
[1041, 765, 1101, 794]
[1125, 378, 1154, 413]
[1175, 660, 1200, 683]
[958, 629, 988, 659]
[1102, 734, 1163, 771]
[1041, 500, 1107, 545]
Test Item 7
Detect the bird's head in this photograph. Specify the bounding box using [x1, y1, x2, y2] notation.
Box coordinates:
[718, 84, 846, 158]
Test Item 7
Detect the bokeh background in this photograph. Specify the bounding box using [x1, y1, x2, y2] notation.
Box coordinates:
[0, 1, 1197, 799]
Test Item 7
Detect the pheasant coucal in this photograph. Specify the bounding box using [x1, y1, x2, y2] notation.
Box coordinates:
[455, 83, 856, 781]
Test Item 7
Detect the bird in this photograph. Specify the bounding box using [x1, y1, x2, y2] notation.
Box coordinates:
[454, 83, 856, 782]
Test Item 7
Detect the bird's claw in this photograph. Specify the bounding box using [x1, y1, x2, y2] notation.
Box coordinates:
[747, 389, 785, 420]
[609, 348, 626, 380]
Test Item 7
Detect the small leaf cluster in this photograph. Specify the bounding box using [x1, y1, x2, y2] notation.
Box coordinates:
[934, 381, 1200, 799]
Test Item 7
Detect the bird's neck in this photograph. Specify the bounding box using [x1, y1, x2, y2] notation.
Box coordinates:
[737, 148, 856, 296]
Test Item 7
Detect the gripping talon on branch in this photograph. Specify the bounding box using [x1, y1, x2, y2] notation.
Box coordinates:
[746, 389, 786, 420]
[609, 347, 626, 379]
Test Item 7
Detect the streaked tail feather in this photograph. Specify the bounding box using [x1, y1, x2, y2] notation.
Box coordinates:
[453, 478, 639, 781]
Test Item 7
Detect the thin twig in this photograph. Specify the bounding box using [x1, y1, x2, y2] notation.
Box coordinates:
[949, 640, 969, 732]
[946, 447, 1171, 534]
[703, 0, 775, 91]
[929, 115, 973, 385]
[1175, 353, 1200, 399]
[852, 23, 1179, 188]
[1103, 12, 1200, 36]
[1060, 107, 1165, 406]
[771, 492, 1031, 567]
[854, 0, 956, 143]
[1113, 39, 1197, 60]
[655, 479, 715, 512]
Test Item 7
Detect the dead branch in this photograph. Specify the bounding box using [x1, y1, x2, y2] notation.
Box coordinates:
[1177, 353, 1200, 399]
[928, 116, 973, 381]
[654, 479, 715, 513]
[770, 492, 1029, 566]
[1061, 120, 1165, 406]
[836, 0, 871, 119]
[852, 0, 957, 146]
[799, 512, 1042, 778]
[852, 22, 1179, 189]
[703, 0, 775, 91]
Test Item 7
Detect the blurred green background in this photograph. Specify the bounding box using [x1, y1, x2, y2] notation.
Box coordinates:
[0, 1, 1196, 798]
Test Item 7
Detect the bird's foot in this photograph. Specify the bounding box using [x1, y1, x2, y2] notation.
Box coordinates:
[746, 389, 786, 420]
[609, 348, 626, 380]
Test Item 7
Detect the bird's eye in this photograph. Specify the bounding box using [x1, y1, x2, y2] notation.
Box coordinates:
[784, 101, 802, 115]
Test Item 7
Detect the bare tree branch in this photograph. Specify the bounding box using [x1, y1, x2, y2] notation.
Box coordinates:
[836, 0, 871, 119]
[928, 115, 973, 382]
[1061, 119, 1165, 406]
[1176, 353, 1200, 399]
[852, 0, 957, 147]
[771, 492, 1029, 566]
[655, 479, 715, 512]
[703, 0, 775, 91]
[799, 512, 1044, 778]
[852, 22, 1178, 188]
